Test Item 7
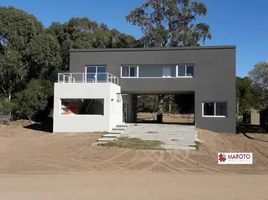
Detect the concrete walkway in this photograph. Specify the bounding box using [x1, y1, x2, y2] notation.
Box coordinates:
[122, 123, 197, 150]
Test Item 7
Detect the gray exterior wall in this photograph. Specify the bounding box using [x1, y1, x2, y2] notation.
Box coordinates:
[69, 46, 236, 133]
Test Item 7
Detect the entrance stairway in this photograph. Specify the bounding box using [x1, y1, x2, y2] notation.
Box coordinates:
[97, 124, 129, 144]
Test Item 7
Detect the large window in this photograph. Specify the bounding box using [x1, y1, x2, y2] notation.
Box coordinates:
[177, 65, 194, 77]
[121, 65, 138, 77]
[121, 64, 194, 78]
[61, 99, 104, 115]
[203, 102, 227, 117]
[86, 66, 107, 82]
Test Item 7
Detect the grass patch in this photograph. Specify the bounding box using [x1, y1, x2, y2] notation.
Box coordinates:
[103, 137, 163, 150]
[189, 140, 202, 150]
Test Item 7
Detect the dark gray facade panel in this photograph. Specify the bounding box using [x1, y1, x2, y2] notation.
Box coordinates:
[69, 46, 236, 133]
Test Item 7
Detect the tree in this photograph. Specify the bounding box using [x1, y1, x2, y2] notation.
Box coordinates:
[126, 0, 211, 47]
[48, 18, 137, 71]
[0, 50, 26, 100]
[108, 29, 137, 48]
[0, 6, 43, 52]
[25, 33, 62, 80]
[0, 7, 44, 100]
[249, 62, 268, 91]
[137, 95, 159, 112]
[236, 77, 264, 115]
[249, 62, 268, 110]
[13, 79, 53, 120]
[126, 0, 211, 118]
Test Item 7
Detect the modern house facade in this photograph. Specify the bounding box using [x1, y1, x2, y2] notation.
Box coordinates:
[53, 46, 236, 133]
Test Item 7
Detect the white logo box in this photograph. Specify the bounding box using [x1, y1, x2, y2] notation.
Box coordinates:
[218, 152, 253, 164]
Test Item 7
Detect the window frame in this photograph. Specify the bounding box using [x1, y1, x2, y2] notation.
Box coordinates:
[85, 65, 107, 83]
[60, 98, 105, 116]
[120, 64, 194, 78]
[202, 102, 227, 118]
[121, 65, 139, 78]
[177, 64, 194, 77]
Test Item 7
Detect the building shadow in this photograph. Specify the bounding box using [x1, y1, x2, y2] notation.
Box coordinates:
[236, 123, 267, 134]
[237, 123, 268, 143]
[136, 119, 194, 126]
[24, 121, 53, 133]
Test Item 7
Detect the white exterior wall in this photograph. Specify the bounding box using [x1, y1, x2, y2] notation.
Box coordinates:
[109, 83, 123, 129]
[53, 83, 123, 133]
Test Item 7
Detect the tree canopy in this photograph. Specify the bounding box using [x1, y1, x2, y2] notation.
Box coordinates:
[126, 0, 211, 47]
[48, 18, 137, 70]
[13, 79, 53, 120]
[249, 62, 268, 91]
[249, 62, 268, 110]
[236, 77, 264, 115]
[0, 7, 137, 121]
[0, 6, 43, 52]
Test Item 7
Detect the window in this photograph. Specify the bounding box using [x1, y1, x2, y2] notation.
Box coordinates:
[216, 103, 227, 116]
[203, 102, 227, 117]
[121, 65, 138, 77]
[162, 67, 171, 77]
[86, 66, 107, 82]
[61, 99, 104, 115]
[186, 66, 194, 76]
[177, 65, 194, 77]
[204, 103, 214, 116]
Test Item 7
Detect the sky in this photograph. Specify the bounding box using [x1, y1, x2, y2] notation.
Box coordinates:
[0, 0, 267, 77]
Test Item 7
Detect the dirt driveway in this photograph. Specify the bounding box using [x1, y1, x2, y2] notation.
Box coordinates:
[0, 122, 267, 199]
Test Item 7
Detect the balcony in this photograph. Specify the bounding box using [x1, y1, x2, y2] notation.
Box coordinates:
[58, 73, 119, 85]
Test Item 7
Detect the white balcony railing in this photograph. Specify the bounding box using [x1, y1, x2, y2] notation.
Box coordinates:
[58, 73, 119, 85]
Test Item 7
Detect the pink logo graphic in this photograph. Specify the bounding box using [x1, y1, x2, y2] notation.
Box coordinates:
[218, 153, 226, 162]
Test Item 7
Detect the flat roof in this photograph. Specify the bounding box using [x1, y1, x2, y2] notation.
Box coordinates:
[70, 45, 236, 52]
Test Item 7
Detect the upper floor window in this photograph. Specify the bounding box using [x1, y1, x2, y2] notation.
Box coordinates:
[203, 102, 227, 117]
[121, 64, 194, 78]
[86, 66, 107, 82]
[121, 65, 138, 77]
[177, 65, 194, 77]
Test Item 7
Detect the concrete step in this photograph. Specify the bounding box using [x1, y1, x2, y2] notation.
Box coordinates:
[112, 127, 126, 131]
[102, 133, 121, 138]
[108, 130, 124, 134]
[116, 124, 129, 127]
[97, 137, 116, 142]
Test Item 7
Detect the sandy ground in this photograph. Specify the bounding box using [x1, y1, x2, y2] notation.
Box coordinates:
[0, 122, 268, 199]
[0, 173, 267, 200]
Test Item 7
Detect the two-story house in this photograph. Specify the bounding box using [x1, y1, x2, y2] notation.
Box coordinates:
[53, 46, 236, 133]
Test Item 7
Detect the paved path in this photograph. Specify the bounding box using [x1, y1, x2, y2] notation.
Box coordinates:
[123, 123, 197, 150]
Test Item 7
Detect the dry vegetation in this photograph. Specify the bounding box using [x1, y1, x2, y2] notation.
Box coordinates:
[103, 137, 163, 150]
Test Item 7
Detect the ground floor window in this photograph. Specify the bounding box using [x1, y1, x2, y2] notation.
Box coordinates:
[202, 102, 227, 117]
[61, 99, 104, 115]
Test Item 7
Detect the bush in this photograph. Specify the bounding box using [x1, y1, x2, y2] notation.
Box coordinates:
[13, 79, 53, 120]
